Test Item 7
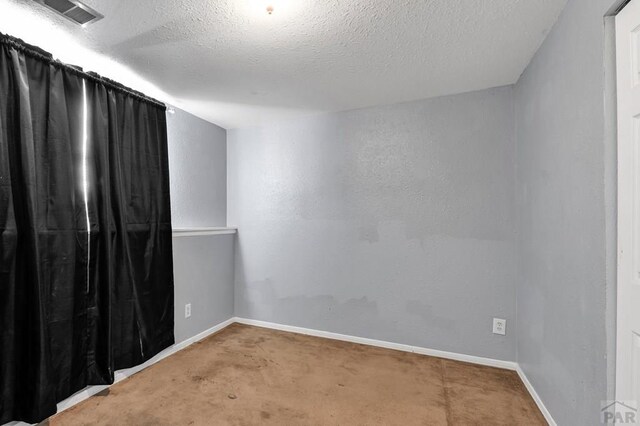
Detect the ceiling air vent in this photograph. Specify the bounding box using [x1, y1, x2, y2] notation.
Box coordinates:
[34, 0, 103, 26]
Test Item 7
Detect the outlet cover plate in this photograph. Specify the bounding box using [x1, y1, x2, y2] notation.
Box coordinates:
[493, 318, 506, 335]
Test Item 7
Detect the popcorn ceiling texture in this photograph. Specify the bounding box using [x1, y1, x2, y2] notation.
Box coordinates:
[6, 0, 567, 128]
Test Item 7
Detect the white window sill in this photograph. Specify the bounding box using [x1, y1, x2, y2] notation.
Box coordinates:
[172, 227, 237, 237]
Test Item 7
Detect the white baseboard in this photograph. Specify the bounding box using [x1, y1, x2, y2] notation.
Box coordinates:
[55, 317, 236, 415]
[7, 317, 555, 426]
[235, 317, 556, 425]
[516, 366, 556, 426]
[233, 317, 518, 371]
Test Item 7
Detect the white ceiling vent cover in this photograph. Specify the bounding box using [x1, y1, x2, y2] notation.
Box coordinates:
[34, 0, 103, 26]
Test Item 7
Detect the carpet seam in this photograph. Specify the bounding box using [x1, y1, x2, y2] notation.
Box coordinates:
[439, 359, 453, 426]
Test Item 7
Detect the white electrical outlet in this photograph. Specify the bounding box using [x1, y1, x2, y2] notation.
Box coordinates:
[185, 303, 191, 318]
[493, 318, 506, 335]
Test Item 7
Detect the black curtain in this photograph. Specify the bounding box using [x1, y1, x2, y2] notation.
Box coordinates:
[0, 34, 174, 424]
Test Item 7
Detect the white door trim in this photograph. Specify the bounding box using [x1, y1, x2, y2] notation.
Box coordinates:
[616, 0, 640, 415]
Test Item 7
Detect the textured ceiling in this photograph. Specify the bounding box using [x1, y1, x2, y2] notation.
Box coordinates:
[2, 0, 567, 129]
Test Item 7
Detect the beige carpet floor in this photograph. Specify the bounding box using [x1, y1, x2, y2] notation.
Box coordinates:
[46, 323, 546, 425]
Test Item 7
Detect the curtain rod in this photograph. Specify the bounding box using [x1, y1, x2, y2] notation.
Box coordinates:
[0, 32, 166, 110]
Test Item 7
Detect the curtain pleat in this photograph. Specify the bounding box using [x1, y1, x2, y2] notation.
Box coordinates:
[0, 40, 87, 424]
[0, 35, 174, 424]
[85, 80, 174, 381]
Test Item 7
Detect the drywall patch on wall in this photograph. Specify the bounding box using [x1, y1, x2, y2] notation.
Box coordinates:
[358, 224, 380, 244]
[229, 86, 517, 361]
[167, 107, 227, 227]
[406, 300, 457, 332]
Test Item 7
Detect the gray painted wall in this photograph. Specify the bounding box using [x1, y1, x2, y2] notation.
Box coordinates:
[514, 0, 617, 423]
[167, 108, 234, 344]
[167, 107, 227, 227]
[172, 234, 235, 343]
[228, 86, 517, 361]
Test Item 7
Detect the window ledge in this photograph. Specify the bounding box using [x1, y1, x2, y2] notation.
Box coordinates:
[172, 227, 237, 237]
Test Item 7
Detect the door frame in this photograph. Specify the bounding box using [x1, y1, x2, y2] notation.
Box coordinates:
[614, 0, 640, 416]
